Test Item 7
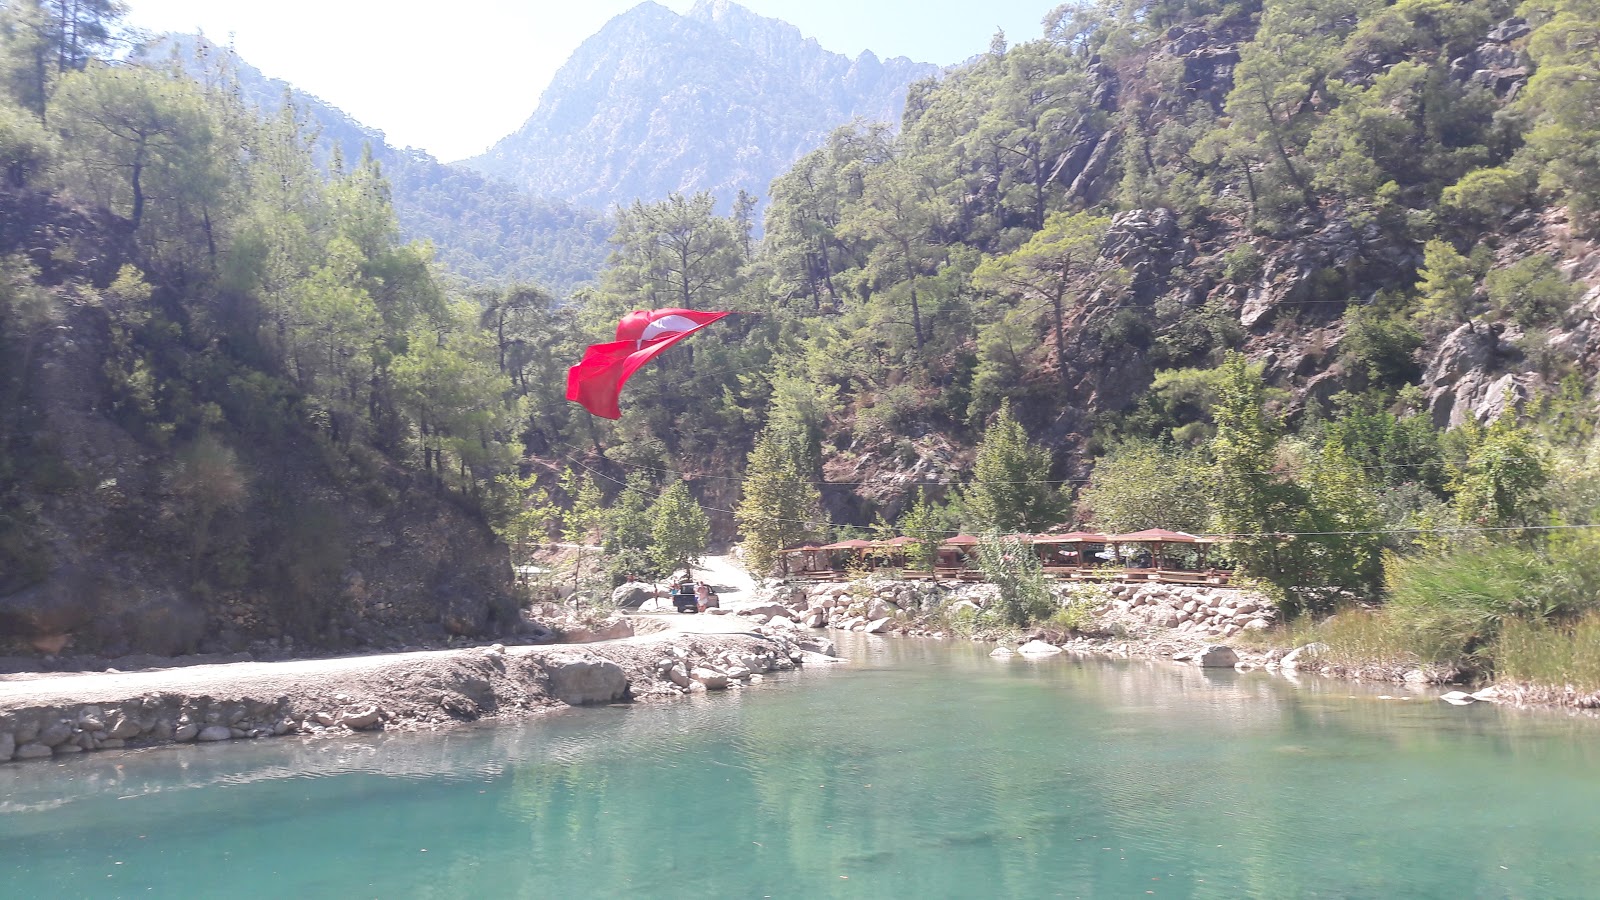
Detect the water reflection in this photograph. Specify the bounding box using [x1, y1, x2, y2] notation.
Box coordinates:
[2, 636, 1598, 898]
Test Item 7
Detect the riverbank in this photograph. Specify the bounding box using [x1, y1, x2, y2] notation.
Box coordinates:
[741, 577, 1600, 712]
[0, 617, 835, 763]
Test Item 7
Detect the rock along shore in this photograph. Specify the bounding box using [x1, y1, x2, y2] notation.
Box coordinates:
[0, 622, 837, 765]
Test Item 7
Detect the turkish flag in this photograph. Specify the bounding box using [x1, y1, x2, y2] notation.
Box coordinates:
[565, 309, 732, 419]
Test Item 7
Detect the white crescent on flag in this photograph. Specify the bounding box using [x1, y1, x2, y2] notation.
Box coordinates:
[637, 314, 704, 346]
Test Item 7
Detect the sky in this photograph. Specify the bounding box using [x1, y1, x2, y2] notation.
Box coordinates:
[119, 0, 1065, 162]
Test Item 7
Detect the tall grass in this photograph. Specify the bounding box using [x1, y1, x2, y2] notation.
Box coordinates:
[1381, 534, 1600, 668]
[1493, 614, 1600, 691]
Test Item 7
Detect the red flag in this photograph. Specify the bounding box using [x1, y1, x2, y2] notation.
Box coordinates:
[565, 308, 732, 419]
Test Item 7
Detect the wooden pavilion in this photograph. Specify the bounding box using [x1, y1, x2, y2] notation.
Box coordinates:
[1031, 531, 1112, 576]
[1106, 529, 1231, 584]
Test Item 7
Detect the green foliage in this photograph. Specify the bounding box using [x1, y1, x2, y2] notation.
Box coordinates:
[649, 480, 709, 573]
[965, 399, 1062, 532]
[736, 420, 823, 575]
[973, 532, 1056, 627]
[1448, 407, 1550, 528]
[1077, 439, 1213, 534]
[1440, 166, 1532, 225]
[1340, 301, 1422, 388]
[1209, 353, 1386, 607]
[0, 94, 53, 186]
[1485, 255, 1578, 326]
[1385, 531, 1600, 663]
[1493, 613, 1600, 691]
[896, 488, 949, 573]
[1517, 0, 1600, 227]
[487, 471, 559, 566]
[1413, 239, 1481, 329]
[1221, 244, 1264, 283]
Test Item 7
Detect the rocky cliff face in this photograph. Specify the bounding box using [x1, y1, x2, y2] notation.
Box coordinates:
[464, 0, 938, 211]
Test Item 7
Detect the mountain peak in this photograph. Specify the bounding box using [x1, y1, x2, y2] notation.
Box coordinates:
[464, 4, 938, 212]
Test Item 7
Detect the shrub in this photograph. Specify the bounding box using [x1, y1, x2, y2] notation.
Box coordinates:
[1486, 255, 1578, 327]
[1222, 244, 1264, 283]
[973, 532, 1056, 627]
[1383, 533, 1600, 663]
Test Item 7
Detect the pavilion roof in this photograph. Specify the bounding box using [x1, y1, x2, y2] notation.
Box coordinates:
[818, 538, 879, 550]
[1033, 531, 1111, 544]
[1106, 528, 1211, 543]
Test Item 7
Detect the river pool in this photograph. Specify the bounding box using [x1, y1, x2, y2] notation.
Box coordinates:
[3, 636, 1598, 898]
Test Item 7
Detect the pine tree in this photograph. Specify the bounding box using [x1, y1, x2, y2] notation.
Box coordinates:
[896, 488, 946, 573]
[736, 422, 822, 576]
[650, 480, 709, 574]
[965, 400, 1060, 532]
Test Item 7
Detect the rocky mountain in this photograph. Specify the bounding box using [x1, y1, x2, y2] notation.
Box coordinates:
[137, 35, 611, 294]
[463, 0, 939, 211]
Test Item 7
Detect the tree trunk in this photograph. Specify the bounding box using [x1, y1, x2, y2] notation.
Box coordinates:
[1051, 279, 1070, 386]
[902, 238, 924, 350]
[130, 143, 147, 230]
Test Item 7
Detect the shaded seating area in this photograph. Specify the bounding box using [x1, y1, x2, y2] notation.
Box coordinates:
[1031, 532, 1113, 578]
[1106, 529, 1233, 585]
[934, 534, 985, 581]
[777, 543, 833, 581]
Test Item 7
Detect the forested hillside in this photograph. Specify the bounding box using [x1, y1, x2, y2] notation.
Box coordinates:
[5, 0, 1600, 672]
[137, 34, 611, 293]
[0, 1, 526, 656]
[519, 0, 1600, 631]
[465, 0, 938, 214]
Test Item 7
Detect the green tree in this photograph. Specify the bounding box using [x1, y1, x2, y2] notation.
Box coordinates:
[487, 471, 559, 567]
[605, 191, 742, 311]
[51, 62, 220, 234]
[1414, 239, 1480, 330]
[1518, 0, 1600, 225]
[1450, 406, 1550, 529]
[736, 421, 823, 576]
[560, 468, 604, 592]
[603, 470, 655, 554]
[839, 155, 946, 350]
[972, 211, 1115, 388]
[1485, 255, 1578, 327]
[897, 488, 947, 573]
[966, 399, 1060, 532]
[973, 532, 1055, 627]
[1209, 352, 1303, 591]
[1078, 439, 1212, 534]
[650, 479, 709, 574]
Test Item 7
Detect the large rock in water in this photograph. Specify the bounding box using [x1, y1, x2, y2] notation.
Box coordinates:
[543, 651, 628, 704]
[1196, 645, 1239, 668]
[1017, 640, 1064, 656]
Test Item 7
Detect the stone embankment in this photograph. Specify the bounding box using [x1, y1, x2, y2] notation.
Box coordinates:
[733, 578, 1284, 672]
[736, 579, 1277, 641]
[0, 624, 830, 765]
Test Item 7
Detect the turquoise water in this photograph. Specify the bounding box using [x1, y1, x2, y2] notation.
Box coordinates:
[4, 638, 1600, 898]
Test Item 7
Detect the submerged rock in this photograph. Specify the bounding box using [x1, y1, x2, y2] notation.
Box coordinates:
[990, 646, 1016, 658]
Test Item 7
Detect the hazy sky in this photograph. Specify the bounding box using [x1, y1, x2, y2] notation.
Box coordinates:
[120, 0, 1064, 161]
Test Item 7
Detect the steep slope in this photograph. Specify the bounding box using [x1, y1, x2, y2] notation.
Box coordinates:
[137, 35, 610, 293]
[464, 0, 938, 210]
